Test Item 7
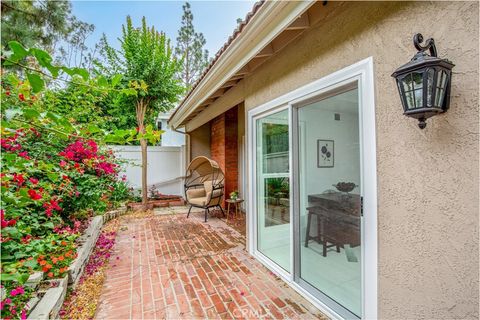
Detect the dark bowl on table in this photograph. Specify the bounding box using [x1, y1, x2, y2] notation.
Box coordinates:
[333, 182, 357, 193]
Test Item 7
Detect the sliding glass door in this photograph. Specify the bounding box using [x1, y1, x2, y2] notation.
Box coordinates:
[250, 59, 377, 319]
[255, 109, 291, 272]
[295, 86, 362, 318]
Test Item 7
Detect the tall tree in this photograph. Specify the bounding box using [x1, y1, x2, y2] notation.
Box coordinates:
[2, 0, 71, 50]
[175, 2, 209, 89]
[101, 16, 184, 205]
[1, 0, 96, 68]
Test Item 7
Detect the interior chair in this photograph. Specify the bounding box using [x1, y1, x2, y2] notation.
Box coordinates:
[184, 156, 225, 222]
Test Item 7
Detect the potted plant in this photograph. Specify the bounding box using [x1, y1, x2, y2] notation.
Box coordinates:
[229, 190, 239, 201]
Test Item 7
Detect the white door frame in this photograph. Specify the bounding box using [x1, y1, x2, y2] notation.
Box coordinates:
[247, 57, 377, 319]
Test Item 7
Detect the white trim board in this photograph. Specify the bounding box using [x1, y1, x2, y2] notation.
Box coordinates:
[247, 57, 377, 319]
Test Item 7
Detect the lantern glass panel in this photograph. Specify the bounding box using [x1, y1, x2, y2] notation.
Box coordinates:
[412, 72, 423, 89]
[402, 74, 413, 92]
[426, 69, 435, 107]
[404, 89, 415, 110]
[435, 70, 449, 107]
[415, 87, 423, 108]
[401, 72, 424, 110]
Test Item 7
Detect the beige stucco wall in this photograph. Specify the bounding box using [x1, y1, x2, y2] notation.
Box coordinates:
[238, 1, 478, 319]
[190, 122, 211, 159]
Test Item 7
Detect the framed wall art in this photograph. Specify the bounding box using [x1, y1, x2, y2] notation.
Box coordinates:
[317, 139, 334, 168]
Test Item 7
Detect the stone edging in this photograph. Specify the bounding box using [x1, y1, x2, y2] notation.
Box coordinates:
[27, 206, 127, 319]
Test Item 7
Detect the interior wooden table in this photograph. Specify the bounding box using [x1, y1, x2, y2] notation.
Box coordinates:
[305, 193, 361, 257]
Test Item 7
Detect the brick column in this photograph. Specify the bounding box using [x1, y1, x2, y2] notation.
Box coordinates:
[211, 106, 238, 207]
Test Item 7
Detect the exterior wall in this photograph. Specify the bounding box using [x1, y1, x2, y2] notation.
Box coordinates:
[158, 118, 185, 146]
[239, 2, 478, 319]
[211, 107, 239, 205]
[237, 103, 246, 205]
[190, 122, 211, 159]
[109, 145, 185, 196]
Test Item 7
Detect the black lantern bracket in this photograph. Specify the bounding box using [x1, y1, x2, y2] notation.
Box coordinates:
[413, 33, 437, 58]
[392, 33, 455, 129]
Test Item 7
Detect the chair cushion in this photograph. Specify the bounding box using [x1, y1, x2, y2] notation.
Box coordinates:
[186, 188, 206, 200]
[188, 196, 207, 207]
[203, 180, 213, 194]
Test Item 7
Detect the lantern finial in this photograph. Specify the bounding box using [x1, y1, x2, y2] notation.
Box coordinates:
[413, 33, 437, 57]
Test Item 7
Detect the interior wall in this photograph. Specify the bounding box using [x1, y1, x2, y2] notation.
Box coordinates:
[240, 1, 479, 319]
[299, 90, 360, 201]
[189, 122, 211, 159]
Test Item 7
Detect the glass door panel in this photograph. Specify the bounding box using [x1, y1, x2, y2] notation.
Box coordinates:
[256, 109, 290, 272]
[297, 88, 362, 316]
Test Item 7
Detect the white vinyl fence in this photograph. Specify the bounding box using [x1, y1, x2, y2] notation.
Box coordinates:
[108, 145, 186, 196]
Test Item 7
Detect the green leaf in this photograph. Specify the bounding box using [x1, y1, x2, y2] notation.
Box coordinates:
[7, 41, 28, 63]
[1, 273, 17, 281]
[4, 227, 21, 239]
[26, 72, 45, 93]
[104, 134, 125, 144]
[45, 111, 60, 122]
[16, 273, 30, 284]
[87, 124, 101, 134]
[23, 108, 41, 120]
[120, 88, 137, 96]
[47, 172, 59, 182]
[111, 74, 123, 87]
[62, 67, 89, 81]
[30, 48, 59, 77]
[23, 259, 38, 269]
[14, 252, 28, 259]
[44, 222, 54, 229]
[97, 76, 108, 87]
[58, 118, 76, 133]
[3, 152, 18, 163]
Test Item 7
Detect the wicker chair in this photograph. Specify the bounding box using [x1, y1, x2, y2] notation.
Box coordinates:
[184, 156, 225, 222]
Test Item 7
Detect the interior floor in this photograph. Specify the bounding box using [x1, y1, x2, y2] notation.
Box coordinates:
[261, 241, 361, 316]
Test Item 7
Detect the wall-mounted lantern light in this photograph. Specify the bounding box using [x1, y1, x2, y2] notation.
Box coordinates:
[391, 33, 454, 129]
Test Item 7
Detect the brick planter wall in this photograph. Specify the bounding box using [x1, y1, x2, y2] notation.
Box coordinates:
[211, 106, 238, 207]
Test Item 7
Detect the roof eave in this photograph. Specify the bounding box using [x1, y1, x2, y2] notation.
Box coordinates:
[168, 0, 315, 130]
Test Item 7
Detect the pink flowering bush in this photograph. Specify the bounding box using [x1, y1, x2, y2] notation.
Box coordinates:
[1, 57, 133, 319]
[0, 284, 32, 320]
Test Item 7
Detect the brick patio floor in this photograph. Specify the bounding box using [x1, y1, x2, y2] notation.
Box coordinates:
[95, 207, 327, 320]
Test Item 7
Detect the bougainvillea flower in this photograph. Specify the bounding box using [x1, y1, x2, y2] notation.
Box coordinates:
[27, 189, 42, 200]
[12, 173, 25, 186]
[18, 151, 30, 159]
[96, 162, 117, 176]
[59, 160, 67, 167]
[29, 177, 39, 185]
[60, 139, 98, 162]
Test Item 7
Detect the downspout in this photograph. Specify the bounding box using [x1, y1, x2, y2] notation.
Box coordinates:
[172, 127, 191, 171]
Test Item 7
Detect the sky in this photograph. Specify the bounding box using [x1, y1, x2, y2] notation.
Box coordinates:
[71, 1, 256, 56]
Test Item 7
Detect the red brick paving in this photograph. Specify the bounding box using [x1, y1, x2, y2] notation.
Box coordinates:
[95, 207, 327, 319]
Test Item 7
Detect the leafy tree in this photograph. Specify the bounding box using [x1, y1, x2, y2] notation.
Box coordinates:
[1, 0, 97, 69]
[2, 0, 71, 50]
[175, 2, 209, 89]
[100, 16, 183, 204]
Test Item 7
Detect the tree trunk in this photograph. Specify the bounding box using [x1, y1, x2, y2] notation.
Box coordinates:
[136, 98, 148, 206]
[140, 137, 148, 205]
